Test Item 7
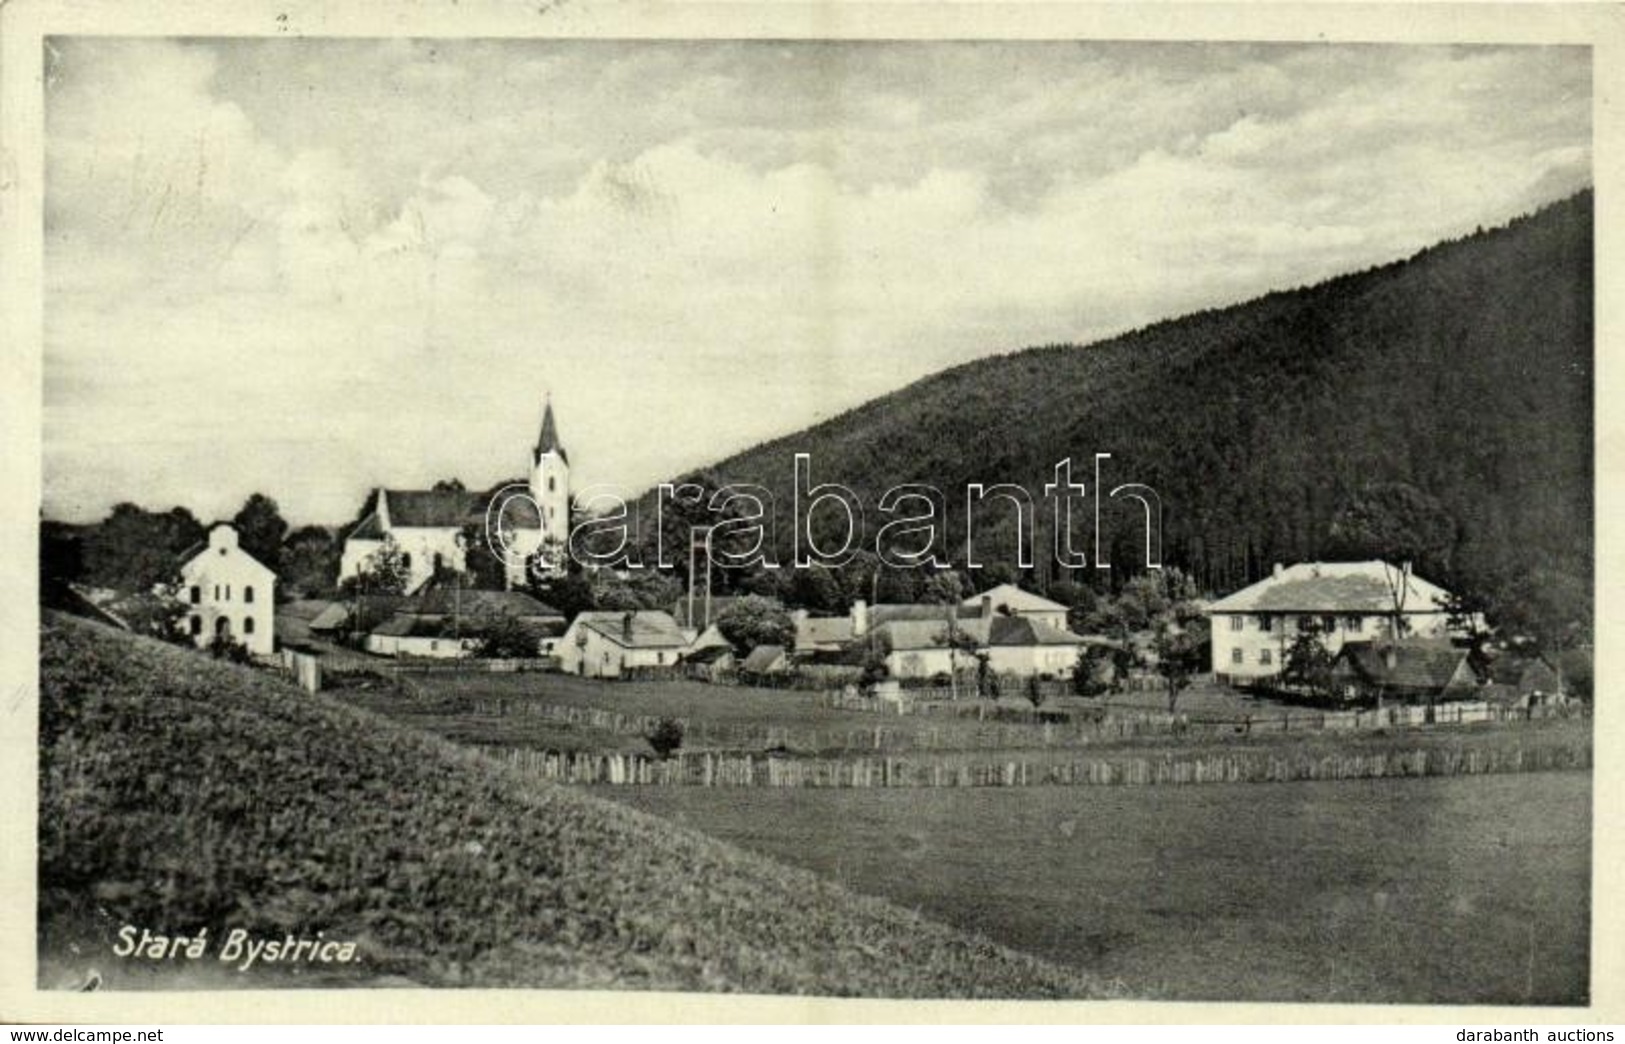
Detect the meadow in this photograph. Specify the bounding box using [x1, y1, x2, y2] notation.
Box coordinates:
[37, 614, 1114, 997]
[604, 773, 1591, 1005]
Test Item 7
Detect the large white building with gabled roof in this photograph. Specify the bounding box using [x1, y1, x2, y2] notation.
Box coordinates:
[1205, 560, 1460, 684]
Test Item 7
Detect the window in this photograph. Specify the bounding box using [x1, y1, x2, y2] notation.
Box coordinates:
[1322, 615, 1337, 632]
[224, 584, 231, 601]
[213, 585, 219, 600]
[189, 586, 201, 605]
[243, 617, 255, 635]
[1229, 616, 1243, 632]
[430, 641, 439, 652]
[189, 615, 202, 636]
[1231, 648, 1244, 665]
[1258, 614, 1274, 632]
[1345, 616, 1364, 633]
[244, 586, 254, 604]
[548, 476, 556, 492]
[401, 553, 412, 570]
[1259, 649, 1273, 666]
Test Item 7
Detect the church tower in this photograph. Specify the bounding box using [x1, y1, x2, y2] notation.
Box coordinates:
[529, 395, 571, 547]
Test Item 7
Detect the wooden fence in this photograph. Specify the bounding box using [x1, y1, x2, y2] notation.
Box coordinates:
[487, 739, 1591, 789]
[464, 695, 1586, 753]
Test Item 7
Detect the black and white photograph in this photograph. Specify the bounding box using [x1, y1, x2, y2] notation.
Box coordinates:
[6, 0, 1614, 1023]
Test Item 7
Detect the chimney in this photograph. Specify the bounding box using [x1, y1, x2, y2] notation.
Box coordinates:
[622, 611, 635, 642]
[1384, 645, 1398, 672]
[1272, 562, 1284, 579]
[852, 598, 869, 637]
[981, 595, 994, 619]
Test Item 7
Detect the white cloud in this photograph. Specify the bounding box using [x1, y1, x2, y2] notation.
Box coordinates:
[43, 39, 1592, 523]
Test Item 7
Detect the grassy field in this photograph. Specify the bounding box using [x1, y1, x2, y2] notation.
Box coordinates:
[37, 614, 1116, 998]
[604, 773, 1591, 1005]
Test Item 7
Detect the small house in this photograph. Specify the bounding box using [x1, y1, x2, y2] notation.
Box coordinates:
[178, 524, 277, 656]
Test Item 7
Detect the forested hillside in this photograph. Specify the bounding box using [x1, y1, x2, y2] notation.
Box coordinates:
[651, 192, 1591, 610]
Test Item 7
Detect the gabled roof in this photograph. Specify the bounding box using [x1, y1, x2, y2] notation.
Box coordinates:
[308, 602, 352, 631]
[414, 588, 562, 619]
[362, 488, 542, 533]
[1207, 561, 1454, 615]
[574, 610, 689, 649]
[986, 616, 1087, 647]
[741, 644, 788, 673]
[795, 615, 854, 648]
[874, 615, 1087, 652]
[870, 603, 979, 626]
[682, 644, 736, 666]
[961, 583, 1068, 614]
[1332, 640, 1474, 693]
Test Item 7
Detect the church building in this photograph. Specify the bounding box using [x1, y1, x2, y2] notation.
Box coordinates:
[339, 399, 572, 593]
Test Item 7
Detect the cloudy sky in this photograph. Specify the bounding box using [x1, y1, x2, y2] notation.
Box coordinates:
[43, 38, 1591, 525]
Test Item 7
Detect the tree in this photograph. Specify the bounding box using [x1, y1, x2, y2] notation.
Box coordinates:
[432, 478, 466, 492]
[788, 564, 847, 613]
[646, 718, 684, 759]
[1071, 644, 1112, 697]
[1281, 617, 1335, 698]
[1487, 566, 1591, 698]
[339, 535, 409, 597]
[119, 573, 192, 646]
[82, 503, 204, 592]
[457, 522, 510, 591]
[715, 595, 795, 655]
[918, 569, 967, 605]
[1151, 623, 1206, 713]
[1024, 673, 1045, 709]
[472, 613, 542, 659]
[232, 493, 288, 572]
[279, 525, 340, 599]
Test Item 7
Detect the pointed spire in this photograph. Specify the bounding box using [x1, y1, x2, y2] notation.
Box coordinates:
[534, 394, 568, 465]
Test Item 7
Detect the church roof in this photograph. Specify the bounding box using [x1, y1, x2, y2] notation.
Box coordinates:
[384, 489, 484, 528]
[534, 399, 568, 466]
[359, 487, 542, 533]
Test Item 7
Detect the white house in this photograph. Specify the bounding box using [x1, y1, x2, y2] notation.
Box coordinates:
[1205, 560, 1462, 684]
[340, 398, 571, 593]
[557, 610, 690, 678]
[365, 590, 566, 659]
[179, 524, 277, 656]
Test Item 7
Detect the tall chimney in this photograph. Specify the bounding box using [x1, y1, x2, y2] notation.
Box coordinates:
[1272, 562, 1284, 579]
[852, 599, 868, 637]
[981, 595, 994, 619]
[622, 610, 635, 642]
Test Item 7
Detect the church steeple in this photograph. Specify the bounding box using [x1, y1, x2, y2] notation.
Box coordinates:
[533, 395, 568, 466]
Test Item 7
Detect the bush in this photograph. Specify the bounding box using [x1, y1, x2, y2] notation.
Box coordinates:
[645, 717, 684, 759]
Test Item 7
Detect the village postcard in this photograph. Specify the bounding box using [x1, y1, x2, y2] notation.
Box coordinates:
[1, 0, 1622, 1027]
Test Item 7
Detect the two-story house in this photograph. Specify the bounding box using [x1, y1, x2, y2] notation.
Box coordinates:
[1206, 560, 1459, 685]
[178, 523, 277, 656]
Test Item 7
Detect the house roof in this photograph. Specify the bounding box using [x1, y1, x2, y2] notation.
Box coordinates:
[686, 624, 733, 653]
[986, 616, 1088, 647]
[1332, 640, 1474, 693]
[1518, 658, 1562, 695]
[741, 644, 788, 673]
[961, 583, 1068, 614]
[682, 644, 736, 666]
[1206, 561, 1454, 615]
[795, 615, 855, 648]
[308, 603, 353, 631]
[574, 610, 689, 649]
[278, 599, 335, 622]
[874, 615, 1087, 652]
[870, 603, 980, 625]
[414, 588, 562, 619]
